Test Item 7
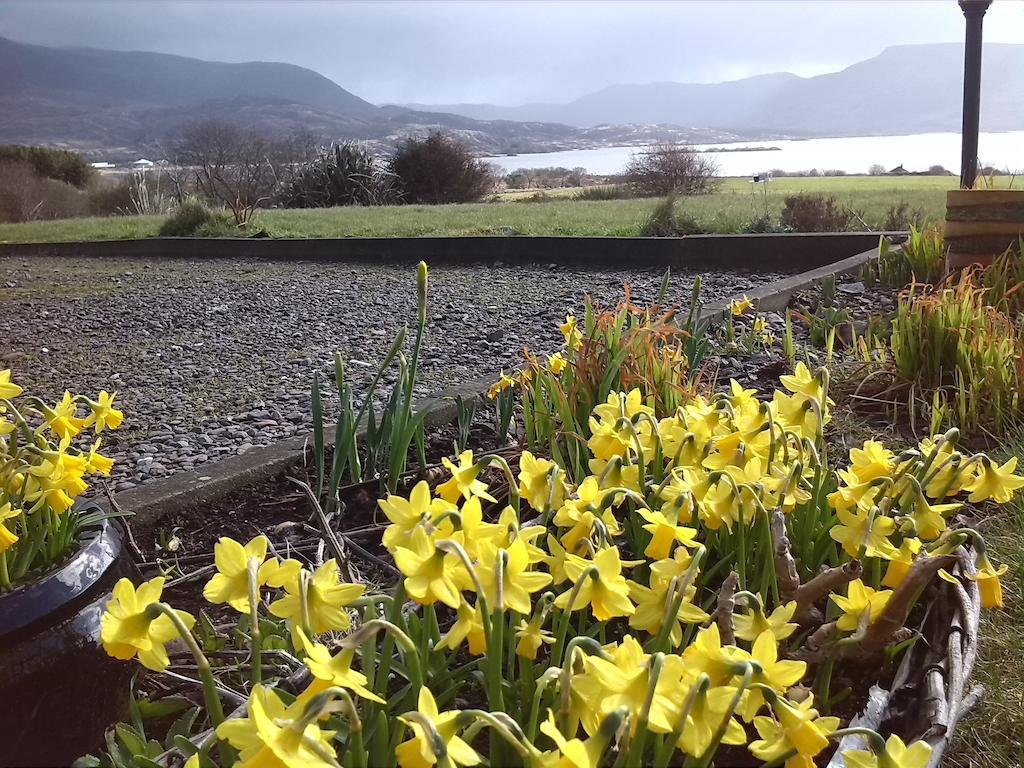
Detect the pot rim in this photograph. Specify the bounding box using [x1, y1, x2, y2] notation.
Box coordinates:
[0, 501, 123, 640]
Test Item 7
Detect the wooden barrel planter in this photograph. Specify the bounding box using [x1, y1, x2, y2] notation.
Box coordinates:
[945, 189, 1024, 269]
[0, 511, 137, 766]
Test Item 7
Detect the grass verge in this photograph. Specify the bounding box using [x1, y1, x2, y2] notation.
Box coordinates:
[947, 429, 1024, 768]
[0, 176, 988, 244]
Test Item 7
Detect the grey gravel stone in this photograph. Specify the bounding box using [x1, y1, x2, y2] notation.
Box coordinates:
[0, 256, 789, 487]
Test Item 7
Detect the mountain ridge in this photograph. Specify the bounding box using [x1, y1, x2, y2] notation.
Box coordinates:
[404, 43, 1024, 135]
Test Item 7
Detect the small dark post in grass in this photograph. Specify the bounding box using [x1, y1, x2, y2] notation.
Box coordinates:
[958, 0, 992, 189]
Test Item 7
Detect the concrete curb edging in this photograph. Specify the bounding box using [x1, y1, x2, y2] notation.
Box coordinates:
[0, 232, 905, 271]
[105, 238, 894, 531]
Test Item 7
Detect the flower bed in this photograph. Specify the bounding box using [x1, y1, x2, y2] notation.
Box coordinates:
[69, 258, 1019, 768]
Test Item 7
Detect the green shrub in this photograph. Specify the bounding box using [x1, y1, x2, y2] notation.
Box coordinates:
[275, 143, 399, 208]
[742, 213, 786, 233]
[0, 145, 93, 188]
[882, 200, 927, 231]
[780, 193, 860, 232]
[639, 195, 704, 236]
[159, 199, 235, 237]
[388, 132, 497, 204]
[571, 184, 634, 201]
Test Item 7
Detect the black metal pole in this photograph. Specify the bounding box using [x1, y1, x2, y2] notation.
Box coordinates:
[959, 0, 991, 189]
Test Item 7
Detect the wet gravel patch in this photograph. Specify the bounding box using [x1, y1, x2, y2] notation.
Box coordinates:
[0, 256, 788, 489]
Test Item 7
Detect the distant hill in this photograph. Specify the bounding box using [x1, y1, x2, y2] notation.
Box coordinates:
[0, 36, 379, 116]
[408, 43, 1024, 136]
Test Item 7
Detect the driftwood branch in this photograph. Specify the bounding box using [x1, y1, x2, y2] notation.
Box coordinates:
[795, 560, 863, 623]
[715, 571, 739, 645]
[770, 508, 801, 602]
[846, 554, 956, 657]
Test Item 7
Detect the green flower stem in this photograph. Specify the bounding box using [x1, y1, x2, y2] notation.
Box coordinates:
[694, 664, 752, 768]
[299, 569, 313, 639]
[344, 619, 423, 697]
[626, 652, 664, 768]
[829, 726, 888, 753]
[0, 551, 9, 588]
[550, 566, 598, 667]
[526, 668, 561, 742]
[150, 603, 225, 726]
[246, 558, 262, 685]
[654, 674, 709, 768]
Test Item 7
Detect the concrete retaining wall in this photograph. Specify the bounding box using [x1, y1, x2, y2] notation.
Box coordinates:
[0, 231, 902, 271]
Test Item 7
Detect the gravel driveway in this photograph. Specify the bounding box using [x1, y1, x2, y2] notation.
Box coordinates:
[0, 256, 787, 489]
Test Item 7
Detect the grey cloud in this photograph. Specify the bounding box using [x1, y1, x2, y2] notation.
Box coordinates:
[1, 0, 1022, 104]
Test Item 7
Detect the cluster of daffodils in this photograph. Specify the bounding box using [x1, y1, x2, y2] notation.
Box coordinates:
[726, 295, 775, 351]
[0, 369, 122, 588]
[97, 362, 1016, 768]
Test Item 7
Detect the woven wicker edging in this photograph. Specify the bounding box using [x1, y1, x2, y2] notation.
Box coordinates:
[826, 547, 983, 767]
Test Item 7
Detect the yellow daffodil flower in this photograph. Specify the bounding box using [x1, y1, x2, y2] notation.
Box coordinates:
[739, 631, 807, 720]
[906, 493, 958, 541]
[515, 614, 555, 660]
[85, 390, 124, 433]
[101, 576, 194, 671]
[475, 538, 552, 614]
[436, 599, 488, 655]
[436, 450, 496, 504]
[554, 545, 635, 621]
[734, 600, 798, 643]
[396, 687, 481, 768]
[831, 579, 893, 632]
[519, 450, 567, 512]
[487, 371, 517, 400]
[628, 579, 708, 646]
[0, 370, 23, 400]
[378, 480, 453, 551]
[636, 507, 698, 560]
[294, 627, 383, 703]
[677, 684, 749, 756]
[561, 315, 583, 350]
[24, 449, 89, 514]
[582, 635, 677, 733]
[681, 624, 742, 684]
[0, 502, 22, 553]
[829, 508, 897, 559]
[392, 527, 465, 608]
[730, 296, 755, 316]
[963, 456, 1024, 504]
[85, 439, 115, 476]
[217, 685, 337, 768]
[269, 559, 365, 634]
[203, 535, 278, 612]
[968, 555, 1009, 609]
[749, 695, 840, 765]
[881, 538, 922, 589]
[539, 710, 605, 768]
[842, 734, 932, 768]
[42, 391, 87, 439]
[849, 441, 896, 483]
[548, 352, 567, 375]
[779, 362, 824, 402]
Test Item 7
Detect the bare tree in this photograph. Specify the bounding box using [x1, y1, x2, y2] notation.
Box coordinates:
[171, 120, 315, 225]
[624, 143, 720, 197]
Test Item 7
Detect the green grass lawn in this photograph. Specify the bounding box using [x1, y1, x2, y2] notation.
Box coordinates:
[0, 175, 995, 244]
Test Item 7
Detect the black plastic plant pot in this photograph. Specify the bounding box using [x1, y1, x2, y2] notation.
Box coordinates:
[0, 505, 137, 767]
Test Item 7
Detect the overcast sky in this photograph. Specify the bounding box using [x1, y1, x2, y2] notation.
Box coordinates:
[2, 0, 1023, 105]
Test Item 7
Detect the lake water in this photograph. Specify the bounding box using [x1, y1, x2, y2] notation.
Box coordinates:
[483, 131, 1024, 177]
